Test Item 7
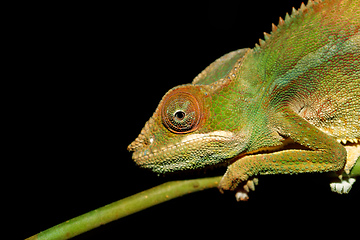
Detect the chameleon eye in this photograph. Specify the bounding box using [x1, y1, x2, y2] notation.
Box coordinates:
[161, 90, 202, 133]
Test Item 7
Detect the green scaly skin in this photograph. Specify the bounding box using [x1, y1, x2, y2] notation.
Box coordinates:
[128, 0, 359, 199]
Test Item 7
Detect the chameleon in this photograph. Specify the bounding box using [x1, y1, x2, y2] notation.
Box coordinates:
[128, 0, 359, 201]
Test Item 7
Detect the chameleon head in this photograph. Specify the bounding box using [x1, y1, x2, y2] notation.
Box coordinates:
[127, 84, 249, 174]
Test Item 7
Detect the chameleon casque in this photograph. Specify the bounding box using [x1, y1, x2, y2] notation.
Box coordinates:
[128, 0, 359, 200]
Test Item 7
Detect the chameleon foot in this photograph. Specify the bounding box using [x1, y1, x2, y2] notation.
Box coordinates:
[235, 177, 259, 201]
[235, 190, 249, 201]
[330, 177, 356, 194]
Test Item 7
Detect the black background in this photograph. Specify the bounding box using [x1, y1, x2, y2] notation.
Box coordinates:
[17, 1, 359, 239]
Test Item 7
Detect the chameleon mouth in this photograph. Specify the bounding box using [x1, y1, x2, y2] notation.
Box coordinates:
[130, 131, 243, 173]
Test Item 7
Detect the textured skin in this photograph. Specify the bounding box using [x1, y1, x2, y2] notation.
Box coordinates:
[128, 0, 359, 196]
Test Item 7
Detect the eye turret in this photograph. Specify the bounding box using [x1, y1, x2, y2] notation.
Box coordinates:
[161, 89, 202, 134]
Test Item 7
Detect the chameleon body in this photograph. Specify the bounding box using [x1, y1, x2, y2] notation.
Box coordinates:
[128, 0, 359, 200]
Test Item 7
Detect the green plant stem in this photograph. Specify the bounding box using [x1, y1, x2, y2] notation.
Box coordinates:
[26, 161, 360, 240]
[349, 156, 360, 177]
[26, 176, 222, 240]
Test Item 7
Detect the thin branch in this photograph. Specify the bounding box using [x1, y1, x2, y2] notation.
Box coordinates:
[26, 176, 222, 240]
[350, 156, 359, 177]
[25, 159, 359, 240]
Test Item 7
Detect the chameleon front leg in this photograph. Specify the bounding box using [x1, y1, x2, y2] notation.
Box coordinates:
[219, 109, 347, 192]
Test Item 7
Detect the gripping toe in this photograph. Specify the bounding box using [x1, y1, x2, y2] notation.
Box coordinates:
[330, 177, 356, 194]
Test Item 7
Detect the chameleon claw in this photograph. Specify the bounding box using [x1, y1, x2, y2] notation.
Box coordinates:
[330, 177, 356, 194]
[243, 177, 259, 192]
[235, 177, 259, 201]
[235, 190, 249, 201]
